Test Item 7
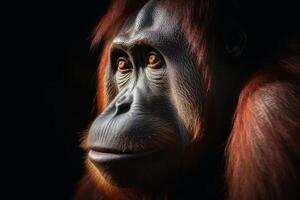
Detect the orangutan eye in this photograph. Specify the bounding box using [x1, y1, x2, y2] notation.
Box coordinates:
[147, 51, 163, 69]
[116, 57, 132, 73]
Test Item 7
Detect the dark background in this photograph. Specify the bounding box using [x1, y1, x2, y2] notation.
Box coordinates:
[6, 1, 298, 200]
[38, 1, 111, 199]
[6, 1, 110, 199]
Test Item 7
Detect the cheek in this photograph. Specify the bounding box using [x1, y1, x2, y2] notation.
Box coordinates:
[168, 65, 204, 140]
[104, 68, 119, 106]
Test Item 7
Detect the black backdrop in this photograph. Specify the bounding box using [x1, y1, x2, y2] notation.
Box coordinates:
[39, 1, 110, 199]
[6, 1, 110, 199]
[6, 1, 298, 199]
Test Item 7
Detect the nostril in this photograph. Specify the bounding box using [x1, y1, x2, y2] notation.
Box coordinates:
[115, 102, 131, 115]
[115, 95, 133, 116]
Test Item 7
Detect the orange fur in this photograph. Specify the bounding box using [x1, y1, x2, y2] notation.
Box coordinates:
[76, 1, 300, 199]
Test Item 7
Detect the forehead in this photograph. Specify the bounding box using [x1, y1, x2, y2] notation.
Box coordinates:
[112, 0, 183, 51]
[122, 0, 179, 35]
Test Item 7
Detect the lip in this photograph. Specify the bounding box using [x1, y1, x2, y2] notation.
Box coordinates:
[88, 149, 158, 163]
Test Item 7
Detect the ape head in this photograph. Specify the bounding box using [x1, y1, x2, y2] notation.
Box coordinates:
[87, 0, 247, 191]
[78, 0, 300, 200]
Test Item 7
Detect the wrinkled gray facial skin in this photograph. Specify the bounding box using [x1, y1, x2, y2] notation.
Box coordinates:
[87, 0, 245, 196]
[88, 1, 250, 195]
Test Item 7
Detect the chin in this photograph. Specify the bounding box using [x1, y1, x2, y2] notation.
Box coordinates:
[88, 148, 180, 188]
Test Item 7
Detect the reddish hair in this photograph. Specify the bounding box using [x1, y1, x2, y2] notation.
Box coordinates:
[92, 0, 216, 114]
[226, 41, 300, 200]
[77, 0, 300, 199]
